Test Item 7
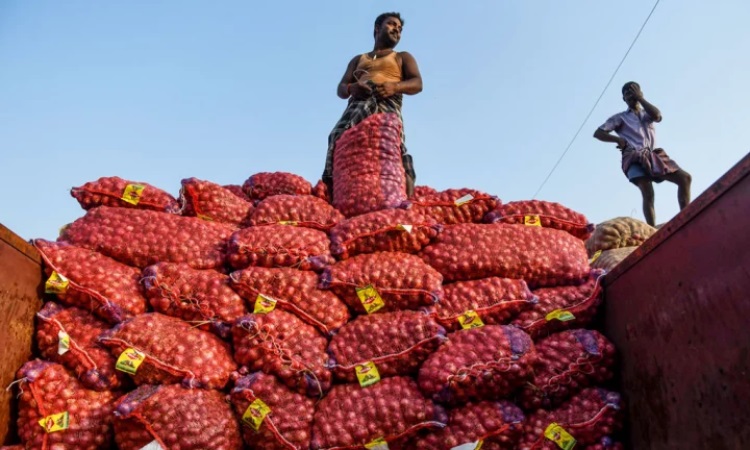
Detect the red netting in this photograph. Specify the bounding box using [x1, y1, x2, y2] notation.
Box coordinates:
[249, 195, 344, 230]
[332, 113, 407, 217]
[409, 188, 500, 225]
[232, 310, 331, 397]
[418, 223, 590, 286]
[418, 325, 537, 406]
[36, 302, 128, 391]
[327, 311, 446, 382]
[141, 262, 248, 338]
[34, 239, 147, 323]
[413, 185, 439, 197]
[226, 224, 334, 271]
[242, 172, 312, 201]
[329, 208, 441, 260]
[429, 277, 537, 332]
[320, 252, 443, 315]
[99, 313, 237, 389]
[180, 177, 254, 227]
[229, 266, 349, 335]
[485, 200, 594, 240]
[113, 384, 242, 450]
[310, 377, 447, 450]
[230, 372, 316, 450]
[70, 176, 179, 213]
[223, 184, 250, 200]
[312, 179, 331, 203]
[59, 206, 233, 270]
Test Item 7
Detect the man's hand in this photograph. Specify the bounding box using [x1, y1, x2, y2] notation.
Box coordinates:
[616, 136, 628, 150]
[348, 81, 373, 99]
[625, 84, 644, 103]
[374, 81, 400, 98]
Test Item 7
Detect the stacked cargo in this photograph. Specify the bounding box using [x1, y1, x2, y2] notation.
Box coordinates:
[7, 115, 625, 449]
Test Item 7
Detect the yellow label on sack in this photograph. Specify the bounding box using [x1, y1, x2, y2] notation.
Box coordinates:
[196, 214, 214, 221]
[58, 330, 70, 356]
[589, 250, 603, 264]
[454, 194, 474, 206]
[365, 437, 389, 450]
[116, 348, 146, 375]
[242, 398, 271, 431]
[545, 309, 576, 322]
[524, 215, 542, 227]
[457, 310, 484, 330]
[254, 294, 277, 314]
[355, 361, 381, 387]
[38, 411, 69, 433]
[397, 224, 413, 233]
[121, 183, 146, 205]
[45, 271, 70, 294]
[278, 220, 298, 226]
[356, 285, 385, 314]
[451, 441, 484, 450]
[544, 423, 576, 450]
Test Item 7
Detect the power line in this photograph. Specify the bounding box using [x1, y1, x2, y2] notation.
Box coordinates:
[531, 0, 661, 199]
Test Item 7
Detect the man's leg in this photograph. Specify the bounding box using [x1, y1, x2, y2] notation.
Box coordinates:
[633, 177, 656, 226]
[661, 169, 692, 210]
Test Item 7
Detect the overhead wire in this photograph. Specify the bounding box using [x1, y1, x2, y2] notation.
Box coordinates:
[531, 0, 661, 199]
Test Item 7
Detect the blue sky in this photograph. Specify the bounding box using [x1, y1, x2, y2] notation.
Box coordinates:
[1, 1, 748, 240]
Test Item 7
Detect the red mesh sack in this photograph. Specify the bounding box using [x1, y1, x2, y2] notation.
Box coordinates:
[413, 185, 439, 197]
[230, 372, 316, 450]
[485, 200, 594, 240]
[418, 325, 537, 406]
[310, 377, 448, 450]
[232, 310, 331, 397]
[249, 195, 344, 230]
[180, 177, 254, 227]
[13, 360, 117, 450]
[243, 172, 312, 201]
[113, 384, 242, 450]
[320, 252, 443, 315]
[142, 262, 248, 338]
[409, 188, 500, 225]
[34, 239, 147, 323]
[585, 437, 625, 450]
[329, 209, 441, 260]
[224, 184, 250, 200]
[312, 179, 331, 203]
[429, 277, 537, 332]
[226, 224, 334, 271]
[512, 270, 604, 340]
[418, 223, 590, 286]
[70, 176, 179, 213]
[410, 401, 525, 450]
[99, 313, 236, 388]
[519, 388, 623, 449]
[60, 206, 233, 270]
[36, 302, 128, 391]
[519, 329, 616, 411]
[332, 113, 407, 217]
[327, 311, 447, 383]
[229, 266, 349, 335]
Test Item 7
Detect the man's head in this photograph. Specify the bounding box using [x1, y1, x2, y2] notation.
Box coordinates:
[374, 12, 403, 47]
[622, 81, 642, 109]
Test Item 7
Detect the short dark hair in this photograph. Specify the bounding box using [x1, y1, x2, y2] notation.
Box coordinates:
[374, 12, 404, 38]
[622, 81, 640, 94]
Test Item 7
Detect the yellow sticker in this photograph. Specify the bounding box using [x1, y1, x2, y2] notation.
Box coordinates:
[524, 215, 542, 227]
[58, 330, 70, 356]
[589, 250, 603, 264]
[454, 194, 474, 206]
[121, 183, 146, 205]
[356, 285, 385, 314]
[451, 441, 484, 450]
[196, 214, 214, 221]
[38, 411, 70, 433]
[397, 224, 413, 233]
[116, 348, 146, 375]
[278, 220, 298, 226]
[254, 294, 277, 314]
[242, 398, 271, 431]
[544, 423, 576, 450]
[457, 310, 485, 330]
[355, 361, 381, 387]
[45, 271, 70, 294]
[545, 309, 576, 322]
[365, 437, 389, 450]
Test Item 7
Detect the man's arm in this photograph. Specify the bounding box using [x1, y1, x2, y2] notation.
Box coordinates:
[374, 51, 423, 98]
[337, 55, 372, 100]
[627, 84, 662, 122]
[594, 128, 627, 149]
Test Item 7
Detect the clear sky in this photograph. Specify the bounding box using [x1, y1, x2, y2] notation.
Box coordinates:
[1, 1, 748, 240]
